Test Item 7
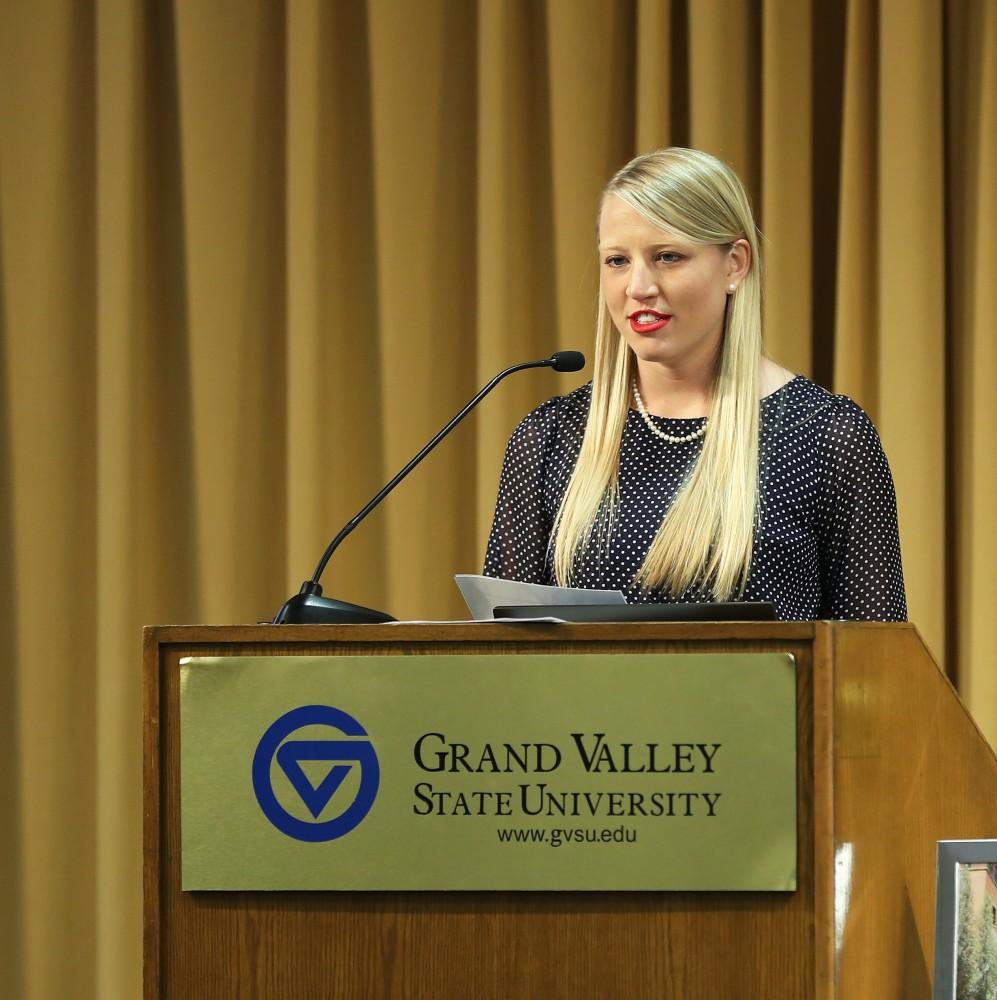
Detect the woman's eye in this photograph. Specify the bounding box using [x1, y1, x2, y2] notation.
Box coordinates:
[604, 255, 627, 267]
[657, 251, 683, 264]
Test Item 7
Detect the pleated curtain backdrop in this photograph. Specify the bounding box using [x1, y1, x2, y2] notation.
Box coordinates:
[0, 0, 994, 996]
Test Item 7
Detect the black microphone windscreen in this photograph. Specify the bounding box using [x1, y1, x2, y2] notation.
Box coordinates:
[550, 351, 585, 373]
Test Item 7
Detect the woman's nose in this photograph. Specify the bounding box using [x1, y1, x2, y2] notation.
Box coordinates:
[626, 261, 659, 300]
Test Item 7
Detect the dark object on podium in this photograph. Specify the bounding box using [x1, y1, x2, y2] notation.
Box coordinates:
[272, 351, 587, 625]
[272, 584, 392, 625]
[492, 602, 778, 622]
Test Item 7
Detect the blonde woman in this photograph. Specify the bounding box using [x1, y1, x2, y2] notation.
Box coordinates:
[484, 147, 906, 621]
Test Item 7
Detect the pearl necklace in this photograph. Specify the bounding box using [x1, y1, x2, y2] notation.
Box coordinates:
[631, 379, 708, 444]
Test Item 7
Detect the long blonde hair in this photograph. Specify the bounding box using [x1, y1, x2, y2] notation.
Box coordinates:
[552, 148, 763, 599]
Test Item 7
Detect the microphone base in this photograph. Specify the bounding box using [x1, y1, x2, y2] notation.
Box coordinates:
[273, 592, 396, 625]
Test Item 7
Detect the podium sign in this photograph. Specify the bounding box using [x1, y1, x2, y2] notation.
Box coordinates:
[179, 652, 796, 891]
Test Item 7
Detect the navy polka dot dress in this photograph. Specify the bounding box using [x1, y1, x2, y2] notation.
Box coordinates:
[483, 377, 907, 621]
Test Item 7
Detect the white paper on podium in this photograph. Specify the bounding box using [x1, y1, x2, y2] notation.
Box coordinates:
[454, 573, 627, 621]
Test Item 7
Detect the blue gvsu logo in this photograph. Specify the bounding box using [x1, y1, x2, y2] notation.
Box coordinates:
[252, 705, 380, 842]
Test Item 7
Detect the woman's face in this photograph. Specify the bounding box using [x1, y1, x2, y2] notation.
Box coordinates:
[598, 193, 748, 372]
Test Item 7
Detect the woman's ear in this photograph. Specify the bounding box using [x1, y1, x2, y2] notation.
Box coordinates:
[726, 238, 752, 285]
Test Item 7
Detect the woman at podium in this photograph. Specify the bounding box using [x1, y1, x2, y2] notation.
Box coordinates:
[484, 147, 906, 621]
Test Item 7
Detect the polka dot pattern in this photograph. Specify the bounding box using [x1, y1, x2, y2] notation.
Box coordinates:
[483, 376, 907, 621]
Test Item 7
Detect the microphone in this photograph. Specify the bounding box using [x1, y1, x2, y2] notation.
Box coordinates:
[549, 350, 584, 372]
[272, 351, 586, 624]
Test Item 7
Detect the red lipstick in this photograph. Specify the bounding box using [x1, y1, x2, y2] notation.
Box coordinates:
[628, 309, 672, 334]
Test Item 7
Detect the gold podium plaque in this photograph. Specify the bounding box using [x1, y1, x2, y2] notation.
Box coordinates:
[180, 652, 796, 891]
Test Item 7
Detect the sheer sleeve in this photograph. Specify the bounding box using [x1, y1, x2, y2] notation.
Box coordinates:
[816, 400, 907, 620]
[482, 401, 558, 584]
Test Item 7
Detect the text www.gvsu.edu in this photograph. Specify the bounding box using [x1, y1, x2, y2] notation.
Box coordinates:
[496, 825, 637, 848]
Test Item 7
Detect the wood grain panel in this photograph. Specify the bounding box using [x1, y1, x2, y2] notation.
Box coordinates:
[145, 623, 821, 999]
[832, 624, 997, 1000]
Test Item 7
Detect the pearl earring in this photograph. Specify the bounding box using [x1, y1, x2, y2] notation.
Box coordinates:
[727, 283, 737, 293]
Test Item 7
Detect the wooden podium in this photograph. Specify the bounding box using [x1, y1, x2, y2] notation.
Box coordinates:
[144, 621, 997, 999]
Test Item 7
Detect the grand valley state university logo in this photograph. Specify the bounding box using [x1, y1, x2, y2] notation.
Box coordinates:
[252, 705, 380, 842]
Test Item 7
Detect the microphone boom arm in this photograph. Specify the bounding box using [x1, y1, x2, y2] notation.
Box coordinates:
[310, 358, 548, 586]
[272, 351, 584, 624]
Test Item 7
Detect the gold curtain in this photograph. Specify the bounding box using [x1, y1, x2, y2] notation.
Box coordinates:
[0, 0, 993, 996]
